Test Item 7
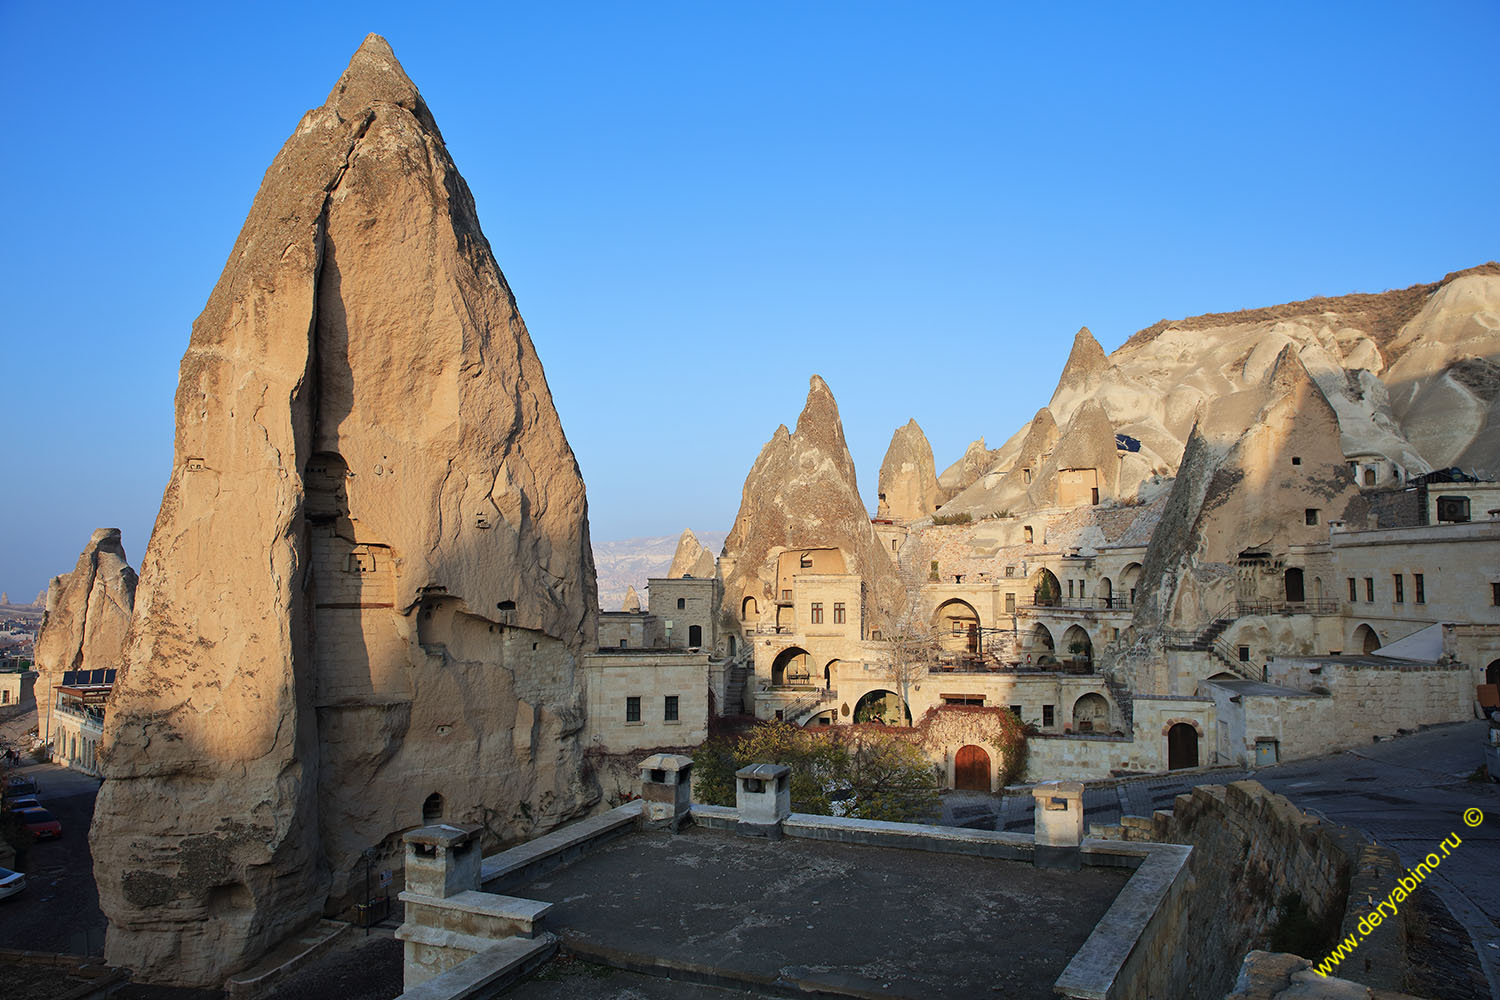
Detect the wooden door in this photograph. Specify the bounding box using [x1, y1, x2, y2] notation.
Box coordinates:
[954, 745, 991, 791]
[1167, 724, 1199, 770]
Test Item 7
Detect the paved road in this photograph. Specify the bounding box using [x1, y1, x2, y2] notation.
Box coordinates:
[942, 720, 1500, 997]
[0, 760, 108, 955]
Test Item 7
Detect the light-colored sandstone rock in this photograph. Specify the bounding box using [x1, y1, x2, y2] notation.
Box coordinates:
[92, 35, 596, 987]
[621, 585, 642, 613]
[937, 437, 1001, 497]
[876, 419, 942, 522]
[666, 529, 716, 579]
[721, 375, 901, 620]
[33, 528, 136, 700]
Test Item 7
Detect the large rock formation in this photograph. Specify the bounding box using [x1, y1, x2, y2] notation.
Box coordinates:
[666, 529, 716, 579]
[1133, 349, 1363, 640]
[34, 529, 136, 698]
[721, 375, 901, 618]
[621, 585, 642, 613]
[939, 263, 1500, 524]
[876, 419, 942, 522]
[92, 36, 596, 986]
[937, 437, 1001, 498]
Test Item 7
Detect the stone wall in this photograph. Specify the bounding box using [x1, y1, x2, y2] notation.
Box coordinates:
[1093, 781, 1365, 999]
[1269, 656, 1471, 746]
[581, 651, 709, 753]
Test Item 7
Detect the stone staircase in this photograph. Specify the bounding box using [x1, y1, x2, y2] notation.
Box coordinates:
[724, 661, 750, 715]
[1102, 674, 1135, 732]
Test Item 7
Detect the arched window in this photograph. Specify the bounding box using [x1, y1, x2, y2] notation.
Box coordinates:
[423, 793, 443, 823]
[677, 598, 686, 610]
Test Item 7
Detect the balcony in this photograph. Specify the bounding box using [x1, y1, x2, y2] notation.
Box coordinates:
[1018, 597, 1134, 615]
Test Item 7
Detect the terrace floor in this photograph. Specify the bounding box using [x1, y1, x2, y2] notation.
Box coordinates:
[508, 825, 1129, 999]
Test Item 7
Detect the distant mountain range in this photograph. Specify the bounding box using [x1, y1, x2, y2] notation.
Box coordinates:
[593, 532, 727, 612]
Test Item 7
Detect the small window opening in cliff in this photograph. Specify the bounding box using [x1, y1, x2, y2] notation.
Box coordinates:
[497, 600, 516, 611]
[1023, 468, 1032, 484]
[1024, 526, 1033, 543]
[878, 493, 886, 502]
[423, 793, 443, 823]
[1091, 487, 1099, 505]
[1291, 456, 1301, 466]
[1304, 508, 1319, 526]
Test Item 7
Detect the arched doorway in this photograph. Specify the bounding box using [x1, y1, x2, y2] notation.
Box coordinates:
[1167, 724, 1199, 770]
[954, 745, 991, 791]
[824, 659, 841, 689]
[1031, 568, 1062, 607]
[1099, 577, 1113, 606]
[934, 599, 981, 654]
[1284, 568, 1305, 603]
[804, 710, 836, 727]
[854, 689, 909, 725]
[772, 647, 812, 686]
[1072, 693, 1110, 732]
[1120, 563, 1142, 607]
[688, 624, 703, 647]
[728, 635, 737, 657]
[1062, 625, 1093, 671]
[1488, 660, 1500, 686]
[1029, 623, 1056, 664]
[423, 792, 443, 823]
[1353, 624, 1381, 654]
[742, 595, 758, 619]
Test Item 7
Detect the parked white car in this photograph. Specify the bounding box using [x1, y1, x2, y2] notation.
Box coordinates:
[0, 866, 25, 901]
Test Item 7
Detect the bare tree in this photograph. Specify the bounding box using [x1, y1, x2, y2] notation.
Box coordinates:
[867, 543, 942, 725]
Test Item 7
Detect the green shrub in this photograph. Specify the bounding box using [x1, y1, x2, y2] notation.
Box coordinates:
[932, 512, 972, 525]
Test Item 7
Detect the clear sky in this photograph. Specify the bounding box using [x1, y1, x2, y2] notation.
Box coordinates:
[1, 1, 1496, 601]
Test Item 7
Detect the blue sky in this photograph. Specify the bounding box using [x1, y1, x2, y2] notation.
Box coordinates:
[1, 1, 1496, 600]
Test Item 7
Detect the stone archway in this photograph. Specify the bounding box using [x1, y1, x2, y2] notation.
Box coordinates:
[934, 599, 981, 654]
[1028, 623, 1055, 664]
[1486, 659, 1500, 686]
[854, 689, 910, 725]
[772, 647, 812, 686]
[1072, 693, 1110, 732]
[1062, 625, 1093, 671]
[1284, 567, 1305, 603]
[1031, 568, 1062, 607]
[954, 745, 991, 791]
[1120, 563, 1142, 607]
[1353, 624, 1381, 654]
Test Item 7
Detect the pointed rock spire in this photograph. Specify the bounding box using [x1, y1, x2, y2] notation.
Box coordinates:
[622, 585, 642, 613]
[33, 528, 136, 701]
[722, 375, 899, 620]
[667, 529, 716, 579]
[877, 419, 941, 521]
[93, 36, 596, 985]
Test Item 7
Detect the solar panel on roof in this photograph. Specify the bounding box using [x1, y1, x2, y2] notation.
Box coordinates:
[91, 668, 107, 685]
[104, 669, 117, 684]
[61, 670, 80, 686]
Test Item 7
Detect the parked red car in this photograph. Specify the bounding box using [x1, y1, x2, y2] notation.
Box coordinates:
[14, 807, 61, 840]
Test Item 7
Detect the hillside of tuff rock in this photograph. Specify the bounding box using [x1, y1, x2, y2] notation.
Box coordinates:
[933, 264, 1500, 519]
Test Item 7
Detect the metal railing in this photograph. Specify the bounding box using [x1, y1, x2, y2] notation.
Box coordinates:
[1018, 597, 1135, 613]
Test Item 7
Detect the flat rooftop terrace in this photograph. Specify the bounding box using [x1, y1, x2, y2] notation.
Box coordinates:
[506, 824, 1130, 1000]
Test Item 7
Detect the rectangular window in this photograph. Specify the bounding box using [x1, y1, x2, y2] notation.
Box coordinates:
[1393, 575, 1404, 603]
[800, 553, 814, 568]
[1491, 581, 1500, 606]
[1005, 593, 1016, 614]
[1347, 577, 1357, 602]
[1009, 704, 1022, 719]
[1305, 508, 1319, 526]
[1079, 581, 1086, 599]
[1042, 705, 1055, 727]
[1068, 580, 1075, 598]
[1005, 565, 1015, 577]
[1365, 577, 1374, 602]
[1415, 574, 1425, 604]
[833, 602, 845, 624]
[810, 602, 823, 624]
[625, 696, 640, 723]
[664, 695, 679, 722]
[1238, 645, 1250, 662]
[781, 589, 792, 601]
[619, 639, 628, 648]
